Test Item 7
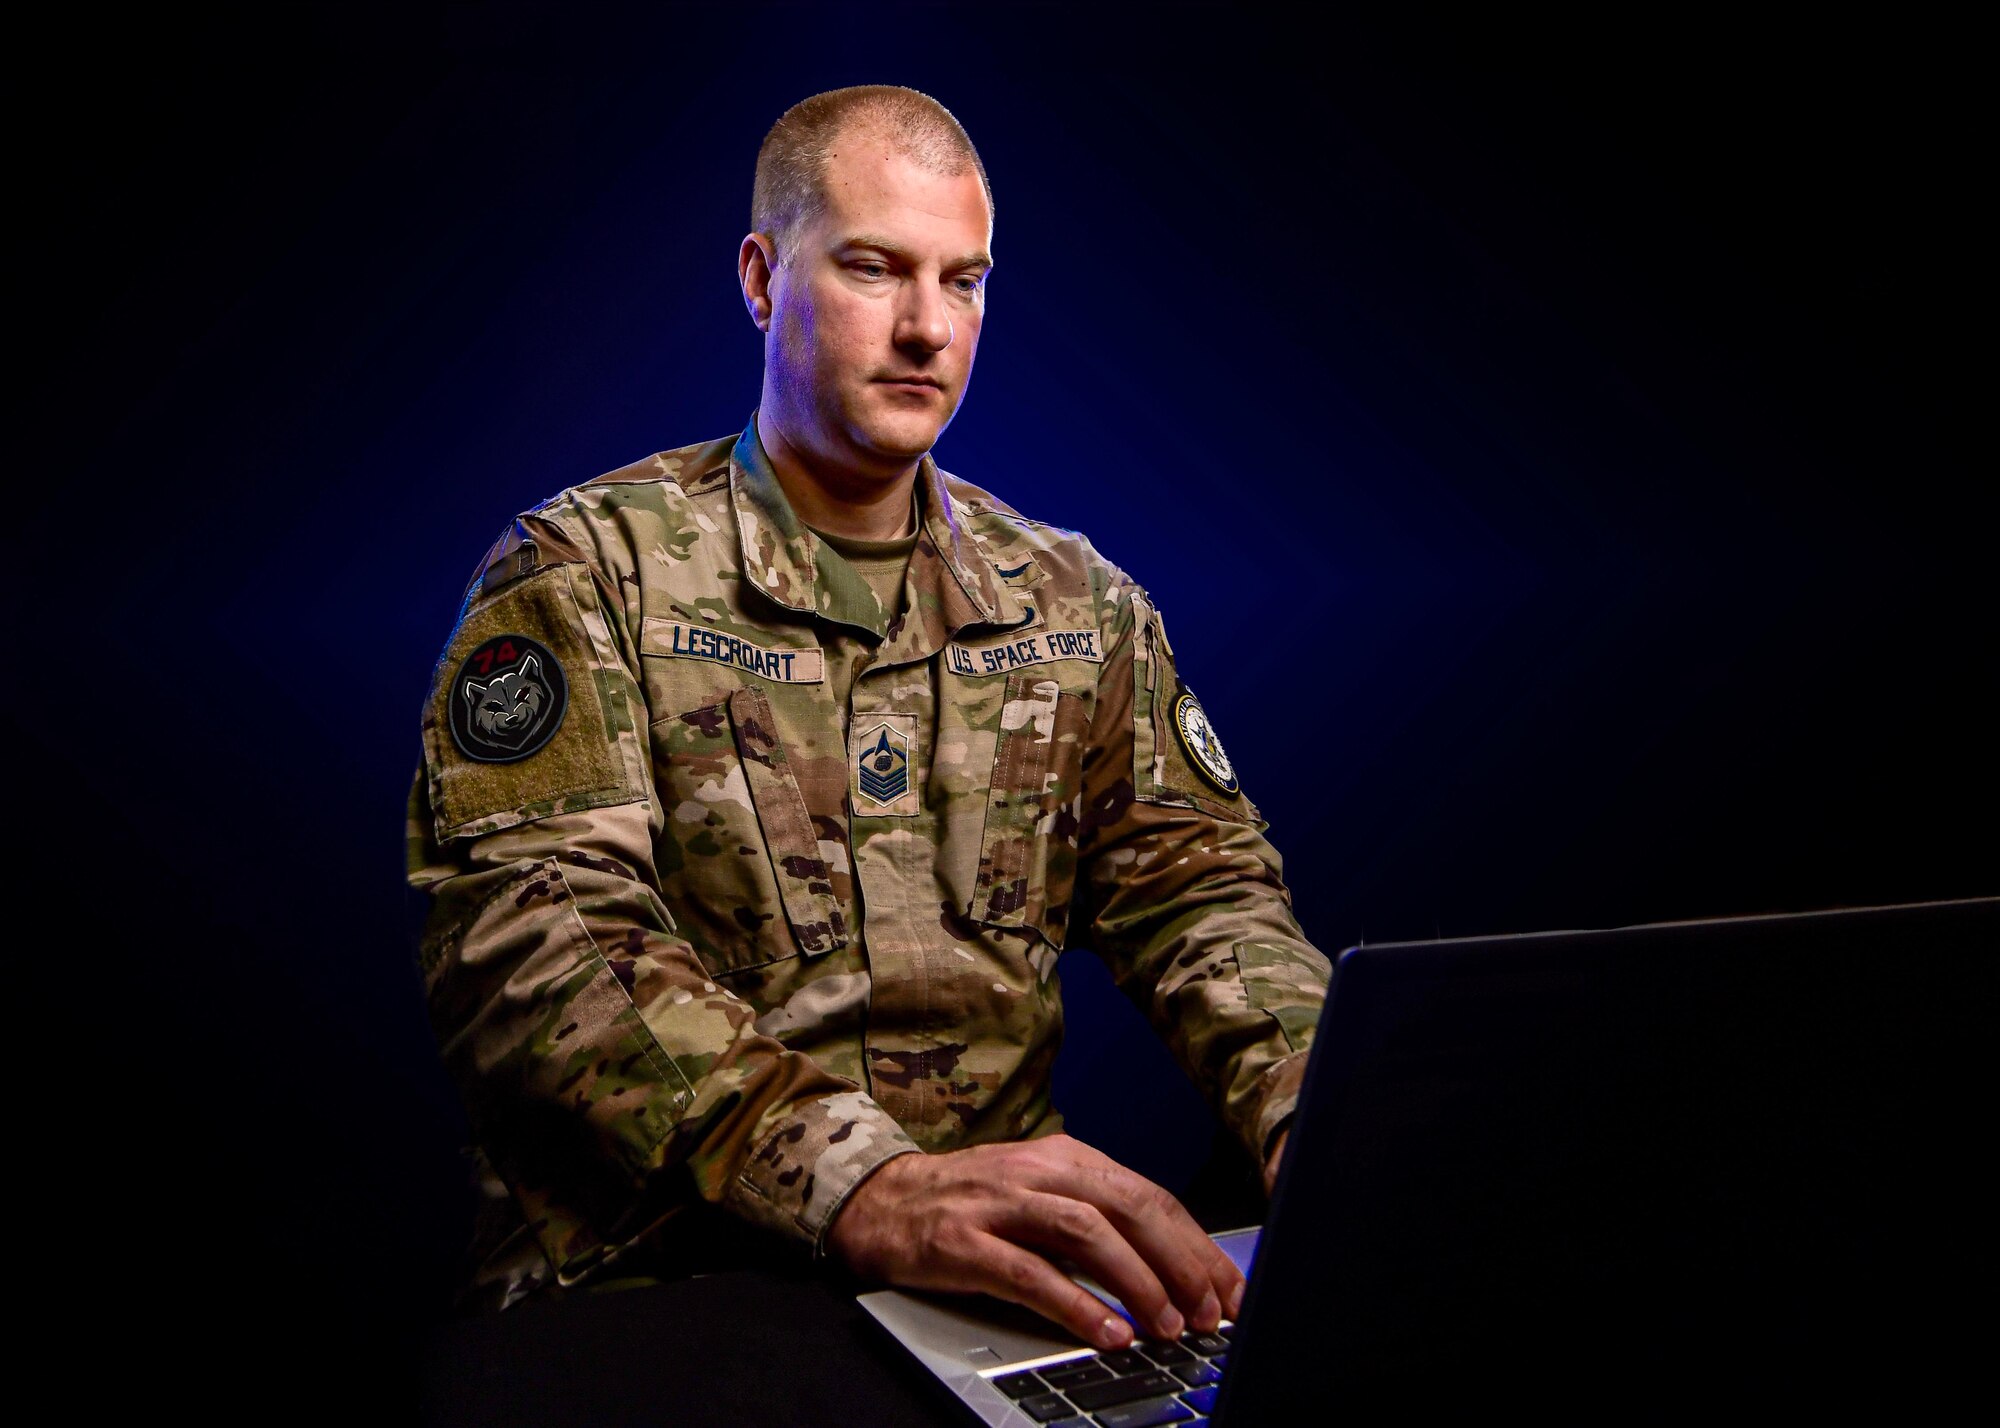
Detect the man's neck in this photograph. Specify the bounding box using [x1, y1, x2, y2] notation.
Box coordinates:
[756, 410, 920, 542]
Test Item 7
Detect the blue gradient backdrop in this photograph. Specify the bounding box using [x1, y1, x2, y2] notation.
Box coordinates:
[19, 4, 1989, 1408]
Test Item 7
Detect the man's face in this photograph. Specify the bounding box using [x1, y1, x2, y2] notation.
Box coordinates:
[759, 134, 992, 480]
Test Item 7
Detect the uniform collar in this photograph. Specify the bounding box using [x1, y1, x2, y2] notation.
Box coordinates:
[729, 417, 1030, 641]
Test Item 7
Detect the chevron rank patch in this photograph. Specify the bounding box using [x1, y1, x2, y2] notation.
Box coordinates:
[1171, 689, 1239, 795]
[852, 715, 919, 817]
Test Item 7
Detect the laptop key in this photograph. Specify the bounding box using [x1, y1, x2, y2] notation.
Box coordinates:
[1138, 1341, 1193, 1366]
[993, 1371, 1048, 1399]
[1095, 1349, 1150, 1375]
[1067, 1370, 1180, 1411]
[1042, 1362, 1115, 1390]
[1179, 1384, 1220, 1414]
[1180, 1331, 1230, 1356]
[1090, 1397, 1194, 1428]
[1170, 1361, 1220, 1387]
[1019, 1393, 1077, 1422]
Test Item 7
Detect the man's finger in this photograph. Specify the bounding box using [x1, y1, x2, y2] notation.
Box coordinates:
[969, 1234, 1135, 1352]
[1001, 1191, 1179, 1341]
[1041, 1158, 1232, 1333]
[1100, 1163, 1244, 1330]
[1187, 1225, 1247, 1323]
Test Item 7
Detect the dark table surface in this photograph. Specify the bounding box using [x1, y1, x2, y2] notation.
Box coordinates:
[421, 1267, 973, 1427]
[419, 1141, 1269, 1425]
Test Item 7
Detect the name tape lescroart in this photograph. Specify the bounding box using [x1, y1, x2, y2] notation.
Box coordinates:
[645, 620, 826, 683]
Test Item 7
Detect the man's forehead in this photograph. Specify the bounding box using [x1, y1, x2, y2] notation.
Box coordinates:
[816, 135, 991, 249]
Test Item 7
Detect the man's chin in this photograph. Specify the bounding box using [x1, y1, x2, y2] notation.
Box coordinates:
[851, 413, 946, 466]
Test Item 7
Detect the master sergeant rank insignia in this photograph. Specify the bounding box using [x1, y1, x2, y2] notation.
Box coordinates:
[852, 716, 919, 817]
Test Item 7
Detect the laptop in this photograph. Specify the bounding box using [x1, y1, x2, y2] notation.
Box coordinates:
[860, 897, 1995, 1421]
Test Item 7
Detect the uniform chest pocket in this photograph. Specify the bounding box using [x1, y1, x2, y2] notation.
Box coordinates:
[969, 670, 1091, 949]
[650, 686, 847, 977]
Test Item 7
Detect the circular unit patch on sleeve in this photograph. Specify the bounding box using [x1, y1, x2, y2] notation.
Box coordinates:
[447, 633, 569, 763]
[1172, 689, 1239, 796]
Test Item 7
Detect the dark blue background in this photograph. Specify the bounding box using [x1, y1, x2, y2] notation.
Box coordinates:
[21, 3, 1989, 1409]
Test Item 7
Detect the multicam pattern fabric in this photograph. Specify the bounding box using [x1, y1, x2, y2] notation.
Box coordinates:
[408, 421, 1333, 1308]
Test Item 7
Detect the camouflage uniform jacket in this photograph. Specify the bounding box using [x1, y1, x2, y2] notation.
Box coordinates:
[407, 421, 1332, 1307]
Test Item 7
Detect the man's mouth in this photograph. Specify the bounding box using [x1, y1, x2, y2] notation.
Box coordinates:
[875, 375, 942, 389]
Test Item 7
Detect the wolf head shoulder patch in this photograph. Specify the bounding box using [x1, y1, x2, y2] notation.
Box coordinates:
[449, 634, 568, 762]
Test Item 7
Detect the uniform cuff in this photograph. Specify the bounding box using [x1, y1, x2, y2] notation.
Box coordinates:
[727, 1089, 922, 1250]
[1247, 1050, 1311, 1165]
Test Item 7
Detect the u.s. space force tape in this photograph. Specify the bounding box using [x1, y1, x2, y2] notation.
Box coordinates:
[641, 619, 826, 683]
[946, 626, 1104, 676]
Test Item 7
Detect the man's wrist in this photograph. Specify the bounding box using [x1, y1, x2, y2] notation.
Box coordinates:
[730, 1090, 923, 1251]
[815, 1143, 923, 1263]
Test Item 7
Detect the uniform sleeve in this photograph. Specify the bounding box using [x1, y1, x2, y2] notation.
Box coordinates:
[407, 506, 918, 1286]
[1070, 574, 1331, 1167]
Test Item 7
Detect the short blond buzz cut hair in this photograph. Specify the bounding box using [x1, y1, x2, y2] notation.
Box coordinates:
[752, 85, 992, 263]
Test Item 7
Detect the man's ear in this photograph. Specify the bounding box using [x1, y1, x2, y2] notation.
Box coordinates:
[739, 233, 778, 332]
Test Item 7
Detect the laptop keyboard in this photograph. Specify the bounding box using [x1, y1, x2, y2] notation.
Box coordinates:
[987, 1324, 1234, 1426]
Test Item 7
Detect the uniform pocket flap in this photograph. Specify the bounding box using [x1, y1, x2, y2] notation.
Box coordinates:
[726, 686, 847, 956]
[970, 670, 1086, 939]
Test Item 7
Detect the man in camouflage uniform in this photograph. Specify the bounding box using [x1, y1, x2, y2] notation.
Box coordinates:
[408, 85, 1331, 1351]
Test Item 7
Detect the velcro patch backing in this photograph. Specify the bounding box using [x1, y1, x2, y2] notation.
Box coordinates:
[425, 564, 646, 840]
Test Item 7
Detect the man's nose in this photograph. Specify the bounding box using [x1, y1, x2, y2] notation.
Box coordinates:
[894, 278, 954, 354]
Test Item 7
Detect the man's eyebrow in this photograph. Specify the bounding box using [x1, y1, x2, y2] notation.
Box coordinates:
[840, 234, 994, 272]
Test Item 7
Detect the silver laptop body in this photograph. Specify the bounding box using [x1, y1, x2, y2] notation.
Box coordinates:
[857, 1226, 1258, 1426]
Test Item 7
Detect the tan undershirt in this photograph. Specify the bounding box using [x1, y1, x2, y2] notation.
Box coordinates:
[807, 522, 919, 713]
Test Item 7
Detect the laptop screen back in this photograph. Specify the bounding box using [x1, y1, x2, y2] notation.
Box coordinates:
[1215, 898, 1995, 1419]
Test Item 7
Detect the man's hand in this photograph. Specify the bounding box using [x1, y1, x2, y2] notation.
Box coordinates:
[826, 1133, 1245, 1351]
[1263, 1127, 1290, 1199]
